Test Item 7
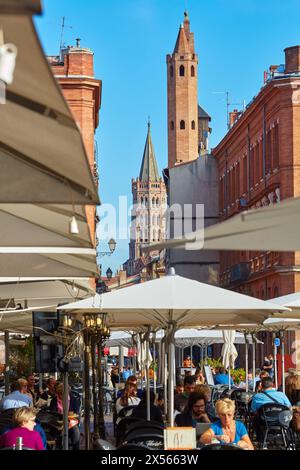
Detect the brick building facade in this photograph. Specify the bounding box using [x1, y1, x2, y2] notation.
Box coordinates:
[213, 45, 300, 363]
[48, 41, 101, 246]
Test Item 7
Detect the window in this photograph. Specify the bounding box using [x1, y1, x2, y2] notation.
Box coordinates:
[156, 198, 159, 207]
[152, 197, 155, 207]
[179, 65, 185, 77]
[273, 124, 279, 169]
[266, 130, 272, 174]
[191, 120, 196, 130]
[236, 162, 240, 199]
[249, 147, 254, 188]
[255, 143, 260, 184]
[170, 65, 173, 78]
[180, 120, 185, 130]
[191, 65, 195, 77]
[243, 156, 247, 194]
[170, 121, 174, 130]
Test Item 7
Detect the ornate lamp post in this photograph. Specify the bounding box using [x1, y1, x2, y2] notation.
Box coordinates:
[83, 312, 110, 444]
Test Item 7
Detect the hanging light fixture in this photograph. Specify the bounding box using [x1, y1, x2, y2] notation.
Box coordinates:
[69, 216, 79, 234]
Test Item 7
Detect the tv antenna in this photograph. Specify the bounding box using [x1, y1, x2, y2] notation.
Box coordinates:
[59, 16, 73, 55]
[213, 91, 245, 130]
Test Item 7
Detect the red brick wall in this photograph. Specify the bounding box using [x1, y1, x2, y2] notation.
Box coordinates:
[50, 49, 101, 246]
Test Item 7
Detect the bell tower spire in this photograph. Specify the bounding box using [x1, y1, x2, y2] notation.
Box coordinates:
[167, 12, 198, 168]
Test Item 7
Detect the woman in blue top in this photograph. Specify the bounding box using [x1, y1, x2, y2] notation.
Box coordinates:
[200, 398, 254, 450]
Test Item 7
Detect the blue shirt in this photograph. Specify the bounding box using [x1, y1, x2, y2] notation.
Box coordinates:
[211, 420, 248, 445]
[248, 377, 260, 389]
[122, 370, 131, 381]
[251, 389, 291, 412]
[214, 373, 234, 386]
[0, 391, 33, 411]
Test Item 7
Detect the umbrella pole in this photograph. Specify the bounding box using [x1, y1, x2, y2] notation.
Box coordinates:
[157, 339, 162, 384]
[190, 345, 193, 372]
[168, 340, 175, 427]
[244, 333, 249, 393]
[153, 340, 157, 396]
[273, 332, 278, 390]
[252, 334, 256, 393]
[83, 329, 91, 450]
[280, 331, 285, 393]
[146, 327, 151, 421]
[4, 331, 10, 395]
[163, 343, 168, 419]
[62, 371, 69, 450]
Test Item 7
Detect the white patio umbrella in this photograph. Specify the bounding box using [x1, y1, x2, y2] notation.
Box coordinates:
[143, 196, 300, 253]
[60, 269, 289, 426]
[0, 204, 98, 278]
[0, 7, 99, 204]
[221, 330, 238, 390]
[0, 279, 94, 333]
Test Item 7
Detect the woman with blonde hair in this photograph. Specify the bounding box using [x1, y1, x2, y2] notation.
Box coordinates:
[200, 398, 254, 450]
[0, 407, 44, 450]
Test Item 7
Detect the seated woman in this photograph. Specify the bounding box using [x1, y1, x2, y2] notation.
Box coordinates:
[194, 369, 205, 385]
[175, 391, 210, 427]
[200, 398, 254, 450]
[286, 374, 300, 406]
[115, 383, 140, 421]
[49, 382, 80, 450]
[0, 407, 44, 450]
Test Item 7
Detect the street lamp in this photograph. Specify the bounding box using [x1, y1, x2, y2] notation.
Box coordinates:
[97, 238, 117, 258]
[106, 267, 113, 280]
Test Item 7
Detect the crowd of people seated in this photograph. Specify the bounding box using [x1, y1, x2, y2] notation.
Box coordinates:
[0, 375, 81, 450]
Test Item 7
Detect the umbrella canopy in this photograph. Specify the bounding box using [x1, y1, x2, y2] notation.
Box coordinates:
[221, 330, 238, 369]
[0, 279, 94, 333]
[106, 328, 252, 348]
[0, 12, 99, 204]
[60, 271, 289, 328]
[270, 292, 300, 319]
[0, 204, 98, 278]
[143, 196, 300, 253]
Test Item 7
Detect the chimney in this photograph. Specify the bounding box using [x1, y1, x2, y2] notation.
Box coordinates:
[229, 109, 241, 128]
[284, 46, 300, 74]
[118, 270, 127, 286]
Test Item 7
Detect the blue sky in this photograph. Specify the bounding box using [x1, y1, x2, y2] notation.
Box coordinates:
[35, 0, 300, 275]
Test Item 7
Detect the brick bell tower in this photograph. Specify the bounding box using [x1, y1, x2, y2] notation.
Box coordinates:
[167, 11, 199, 168]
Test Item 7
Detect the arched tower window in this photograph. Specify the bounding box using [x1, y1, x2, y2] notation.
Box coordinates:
[179, 65, 185, 77]
[170, 121, 174, 130]
[180, 120, 185, 130]
[191, 65, 195, 77]
[152, 197, 155, 207]
[140, 197, 144, 207]
[170, 65, 174, 78]
[156, 198, 159, 207]
[191, 120, 196, 130]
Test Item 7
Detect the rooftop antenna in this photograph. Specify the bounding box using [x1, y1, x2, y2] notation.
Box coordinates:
[59, 16, 73, 55]
[213, 91, 245, 130]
